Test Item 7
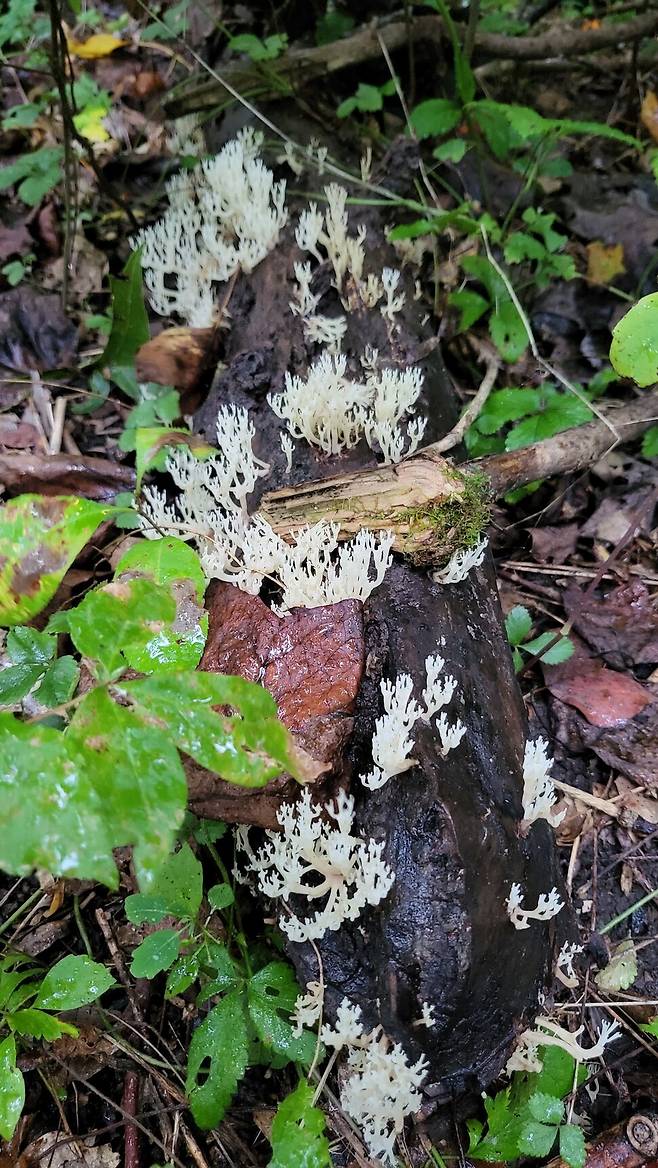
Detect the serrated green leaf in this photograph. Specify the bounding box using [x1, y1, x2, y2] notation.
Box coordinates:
[505, 605, 532, 646]
[35, 656, 79, 707]
[0, 1036, 25, 1141]
[504, 232, 546, 264]
[268, 1081, 330, 1168]
[122, 671, 295, 788]
[115, 536, 206, 603]
[66, 687, 187, 886]
[100, 249, 149, 373]
[610, 293, 658, 387]
[6, 627, 54, 665]
[147, 843, 203, 920]
[559, 1123, 586, 1168]
[131, 929, 181, 978]
[533, 1045, 580, 1099]
[0, 663, 44, 705]
[518, 1120, 558, 1157]
[165, 950, 201, 998]
[410, 98, 462, 139]
[505, 394, 594, 449]
[490, 299, 528, 364]
[528, 1091, 564, 1125]
[469, 1085, 525, 1160]
[208, 883, 235, 911]
[640, 1018, 658, 1037]
[475, 387, 542, 434]
[523, 632, 574, 665]
[125, 894, 171, 924]
[433, 138, 468, 163]
[6, 1007, 78, 1040]
[449, 289, 489, 334]
[34, 954, 115, 1010]
[0, 495, 111, 626]
[186, 989, 250, 1128]
[595, 938, 638, 992]
[57, 577, 176, 680]
[248, 962, 317, 1066]
[0, 712, 118, 886]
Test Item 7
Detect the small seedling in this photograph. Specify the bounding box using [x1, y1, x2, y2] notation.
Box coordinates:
[505, 606, 574, 672]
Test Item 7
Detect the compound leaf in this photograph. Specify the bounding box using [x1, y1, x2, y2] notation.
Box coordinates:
[186, 989, 250, 1129]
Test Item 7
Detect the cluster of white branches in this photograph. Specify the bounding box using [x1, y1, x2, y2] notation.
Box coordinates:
[235, 788, 394, 943]
[522, 737, 565, 829]
[134, 128, 287, 326]
[140, 405, 394, 612]
[362, 653, 465, 791]
[321, 999, 428, 1165]
[506, 882, 564, 930]
[433, 536, 488, 585]
[268, 349, 426, 464]
[506, 1016, 621, 1076]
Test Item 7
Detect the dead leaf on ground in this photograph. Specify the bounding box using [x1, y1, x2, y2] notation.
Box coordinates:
[20, 1132, 118, 1168]
[581, 704, 658, 785]
[41, 235, 108, 306]
[36, 202, 60, 255]
[530, 523, 579, 563]
[595, 938, 638, 992]
[566, 188, 658, 283]
[0, 416, 41, 449]
[586, 241, 625, 286]
[641, 91, 658, 143]
[581, 489, 656, 544]
[0, 220, 31, 264]
[544, 649, 651, 728]
[564, 582, 658, 669]
[0, 450, 135, 500]
[0, 288, 77, 372]
[187, 581, 365, 827]
[66, 32, 128, 58]
[614, 777, 658, 824]
[136, 326, 215, 391]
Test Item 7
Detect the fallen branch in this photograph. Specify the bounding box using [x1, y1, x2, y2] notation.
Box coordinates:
[165, 10, 658, 116]
[0, 451, 136, 500]
[258, 391, 658, 561]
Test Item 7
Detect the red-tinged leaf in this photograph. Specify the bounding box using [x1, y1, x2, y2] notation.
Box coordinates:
[544, 654, 651, 728]
[564, 582, 658, 670]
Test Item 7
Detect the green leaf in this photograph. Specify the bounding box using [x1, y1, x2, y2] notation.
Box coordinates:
[35, 656, 79, 707]
[476, 387, 542, 434]
[57, 577, 176, 679]
[449, 289, 489, 333]
[0, 1036, 25, 1141]
[337, 82, 387, 117]
[433, 138, 468, 163]
[208, 883, 235, 911]
[505, 394, 594, 449]
[610, 293, 658, 387]
[6, 1008, 78, 1040]
[469, 1087, 524, 1160]
[248, 962, 316, 1066]
[186, 989, 250, 1128]
[533, 1046, 579, 1099]
[315, 7, 354, 45]
[130, 929, 181, 978]
[505, 605, 532, 646]
[527, 1092, 564, 1125]
[196, 940, 241, 1002]
[125, 895, 171, 924]
[34, 954, 115, 1010]
[490, 299, 528, 364]
[122, 672, 295, 788]
[114, 536, 207, 603]
[523, 632, 574, 665]
[0, 664, 44, 705]
[66, 687, 187, 886]
[410, 98, 462, 139]
[268, 1081, 331, 1168]
[99, 249, 149, 374]
[504, 232, 546, 265]
[0, 495, 112, 626]
[0, 146, 63, 206]
[595, 938, 638, 992]
[518, 1120, 558, 1157]
[6, 627, 54, 665]
[640, 1018, 658, 1037]
[165, 950, 201, 997]
[147, 843, 203, 920]
[559, 1124, 586, 1168]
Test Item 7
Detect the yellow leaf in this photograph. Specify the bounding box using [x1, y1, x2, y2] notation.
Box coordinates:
[586, 241, 625, 286]
[641, 91, 658, 144]
[66, 33, 127, 59]
[73, 101, 111, 143]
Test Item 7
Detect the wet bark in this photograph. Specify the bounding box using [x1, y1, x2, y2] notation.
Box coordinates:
[191, 182, 566, 1099]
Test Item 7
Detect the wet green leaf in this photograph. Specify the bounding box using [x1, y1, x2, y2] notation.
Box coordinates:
[115, 536, 206, 603]
[186, 989, 250, 1128]
[0, 495, 111, 626]
[100, 249, 149, 373]
[35, 656, 79, 707]
[505, 605, 532, 646]
[0, 1036, 25, 1141]
[610, 293, 658, 387]
[34, 954, 115, 1010]
[130, 929, 181, 978]
[55, 577, 176, 680]
[410, 98, 462, 139]
[208, 883, 235, 911]
[559, 1124, 586, 1168]
[518, 1120, 558, 1157]
[268, 1081, 330, 1168]
[147, 843, 203, 920]
[248, 962, 317, 1066]
[6, 1008, 78, 1040]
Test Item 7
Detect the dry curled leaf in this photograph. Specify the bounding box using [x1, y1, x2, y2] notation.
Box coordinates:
[641, 91, 658, 144]
[136, 326, 215, 391]
[564, 582, 658, 669]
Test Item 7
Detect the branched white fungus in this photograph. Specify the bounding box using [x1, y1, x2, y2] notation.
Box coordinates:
[381, 267, 406, 322]
[555, 940, 583, 989]
[279, 432, 295, 473]
[420, 1002, 437, 1029]
[506, 1017, 621, 1075]
[291, 980, 324, 1036]
[522, 737, 566, 829]
[237, 789, 394, 943]
[421, 654, 456, 721]
[274, 524, 395, 614]
[436, 712, 467, 757]
[506, 882, 564, 930]
[166, 114, 205, 158]
[433, 537, 488, 585]
[134, 129, 287, 326]
[322, 998, 428, 1165]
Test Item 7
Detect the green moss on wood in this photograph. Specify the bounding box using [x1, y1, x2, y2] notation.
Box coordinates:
[397, 469, 491, 568]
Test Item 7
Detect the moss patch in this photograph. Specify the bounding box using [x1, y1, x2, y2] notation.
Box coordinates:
[398, 468, 491, 568]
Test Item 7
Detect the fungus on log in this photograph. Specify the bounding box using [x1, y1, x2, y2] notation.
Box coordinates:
[182, 162, 567, 1108]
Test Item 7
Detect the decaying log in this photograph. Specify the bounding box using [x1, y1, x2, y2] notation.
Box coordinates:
[165, 11, 658, 117]
[188, 191, 566, 1100]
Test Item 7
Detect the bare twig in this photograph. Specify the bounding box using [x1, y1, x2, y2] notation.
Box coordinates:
[432, 342, 500, 454]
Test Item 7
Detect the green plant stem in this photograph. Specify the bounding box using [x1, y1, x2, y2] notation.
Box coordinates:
[73, 894, 93, 958]
[206, 840, 252, 976]
[600, 887, 658, 935]
[0, 887, 44, 939]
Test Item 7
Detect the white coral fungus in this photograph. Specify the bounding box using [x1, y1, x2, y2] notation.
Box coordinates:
[522, 737, 566, 829]
[238, 789, 394, 943]
[268, 351, 426, 464]
[362, 654, 464, 791]
[420, 1002, 437, 1029]
[134, 129, 287, 326]
[506, 1016, 621, 1076]
[555, 941, 583, 989]
[291, 980, 324, 1036]
[141, 405, 394, 610]
[506, 882, 564, 931]
[321, 999, 428, 1165]
[433, 536, 488, 585]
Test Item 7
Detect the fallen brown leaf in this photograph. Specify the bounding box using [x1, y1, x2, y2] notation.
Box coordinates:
[586, 240, 625, 285]
[582, 703, 658, 784]
[0, 220, 31, 264]
[0, 287, 77, 371]
[641, 90, 658, 143]
[530, 522, 579, 563]
[136, 326, 215, 391]
[544, 652, 651, 727]
[564, 581, 658, 669]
